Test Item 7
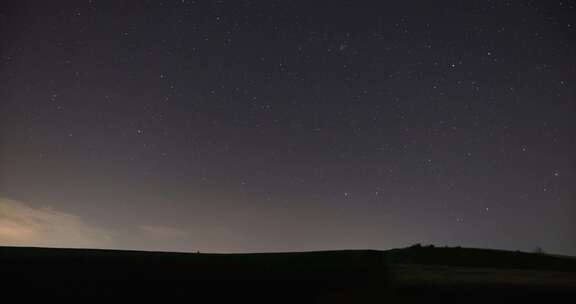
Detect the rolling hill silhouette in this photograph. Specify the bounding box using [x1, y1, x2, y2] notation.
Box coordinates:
[2, 245, 575, 302]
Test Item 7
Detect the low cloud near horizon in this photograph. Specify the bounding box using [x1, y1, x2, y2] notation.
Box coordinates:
[0, 198, 113, 248]
[0, 197, 201, 251]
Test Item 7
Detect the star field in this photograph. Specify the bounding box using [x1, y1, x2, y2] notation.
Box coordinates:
[1, 0, 574, 254]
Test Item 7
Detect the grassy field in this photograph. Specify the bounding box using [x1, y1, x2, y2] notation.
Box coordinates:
[1, 245, 575, 302]
[392, 264, 576, 287]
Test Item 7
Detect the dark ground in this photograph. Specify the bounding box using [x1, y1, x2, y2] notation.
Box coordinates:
[1, 245, 575, 302]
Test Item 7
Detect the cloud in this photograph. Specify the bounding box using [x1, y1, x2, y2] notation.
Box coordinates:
[0, 198, 113, 248]
[138, 225, 189, 239]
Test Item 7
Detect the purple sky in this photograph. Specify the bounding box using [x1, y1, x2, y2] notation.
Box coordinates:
[1, 1, 574, 255]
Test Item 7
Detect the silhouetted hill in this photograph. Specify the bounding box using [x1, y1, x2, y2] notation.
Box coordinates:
[0, 246, 386, 281]
[1, 245, 575, 302]
[387, 245, 576, 271]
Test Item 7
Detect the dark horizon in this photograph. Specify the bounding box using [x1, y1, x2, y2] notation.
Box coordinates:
[1, 243, 575, 258]
[1, 1, 575, 255]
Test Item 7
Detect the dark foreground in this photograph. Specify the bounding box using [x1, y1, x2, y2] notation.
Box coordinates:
[2, 245, 575, 303]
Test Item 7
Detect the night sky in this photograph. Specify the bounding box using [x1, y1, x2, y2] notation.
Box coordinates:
[1, 1, 575, 255]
